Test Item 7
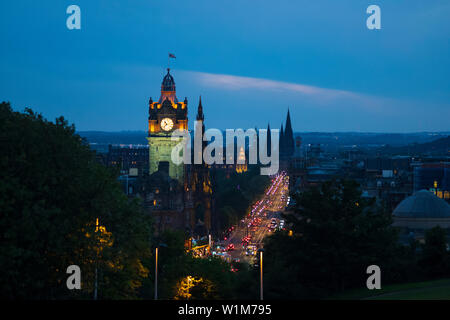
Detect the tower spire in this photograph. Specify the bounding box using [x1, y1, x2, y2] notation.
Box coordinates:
[196, 96, 206, 141]
[285, 108, 292, 134]
[284, 108, 294, 157]
[196, 96, 204, 121]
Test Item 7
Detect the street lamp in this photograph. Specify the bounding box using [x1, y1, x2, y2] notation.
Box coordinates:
[155, 242, 167, 300]
[257, 248, 264, 300]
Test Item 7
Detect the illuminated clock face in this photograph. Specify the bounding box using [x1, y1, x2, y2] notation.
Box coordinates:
[160, 118, 174, 131]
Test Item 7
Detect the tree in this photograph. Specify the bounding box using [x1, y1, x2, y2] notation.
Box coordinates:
[153, 230, 231, 299]
[419, 226, 450, 278]
[213, 164, 270, 234]
[0, 102, 152, 299]
[263, 179, 399, 298]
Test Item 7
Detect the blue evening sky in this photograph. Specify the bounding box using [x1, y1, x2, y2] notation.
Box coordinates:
[0, 0, 449, 132]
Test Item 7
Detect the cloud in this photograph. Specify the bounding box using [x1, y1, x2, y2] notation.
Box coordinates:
[184, 70, 450, 123]
[189, 71, 356, 101]
[115, 65, 378, 110]
[105, 65, 450, 132]
[185, 70, 396, 114]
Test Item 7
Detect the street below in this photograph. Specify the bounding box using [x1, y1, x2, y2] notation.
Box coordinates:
[220, 171, 290, 264]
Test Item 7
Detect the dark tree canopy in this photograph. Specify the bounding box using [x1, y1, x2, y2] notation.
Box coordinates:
[263, 179, 400, 298]
[213, 165, 270, 233]
[419, 226, 450, 278]
[0, 102, 152, 299]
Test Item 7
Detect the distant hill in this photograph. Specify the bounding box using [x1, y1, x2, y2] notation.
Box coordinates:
[77, 130, 450, 155]
[380, 135, 450, 156]
[295, 132, 450, 147]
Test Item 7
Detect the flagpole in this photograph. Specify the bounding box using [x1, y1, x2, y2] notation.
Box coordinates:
[167, 53, 175, 70]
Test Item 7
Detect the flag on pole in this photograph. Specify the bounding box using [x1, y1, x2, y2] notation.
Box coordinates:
[169, 53, 176, 59]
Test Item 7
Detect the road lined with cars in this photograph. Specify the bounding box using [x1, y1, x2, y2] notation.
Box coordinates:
[216, 171, 290, 265]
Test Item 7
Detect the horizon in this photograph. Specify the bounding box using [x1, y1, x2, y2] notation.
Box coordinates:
[76, 129, 450, 134]
[75, 129, 450, 136]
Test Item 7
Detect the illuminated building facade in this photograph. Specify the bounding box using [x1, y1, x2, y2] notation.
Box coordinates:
[147, 68, 187, 182]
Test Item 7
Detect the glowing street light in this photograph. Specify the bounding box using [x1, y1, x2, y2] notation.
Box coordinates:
[257, 248, 264, 300]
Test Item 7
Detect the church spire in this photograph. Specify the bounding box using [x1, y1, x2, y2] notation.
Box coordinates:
[196, 96, 204, 121]
[196, 96, 206, 141]
[285, 108, 293, 136]
[284, 108, 295, 157]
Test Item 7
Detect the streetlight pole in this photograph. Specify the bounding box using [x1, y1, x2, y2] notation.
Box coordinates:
[154, 247, 158, 300]
[94, 218, 99, 300]
[154, 242, 167, 300]
[258, 248, 264, 300]
[94, 265, 98, 300]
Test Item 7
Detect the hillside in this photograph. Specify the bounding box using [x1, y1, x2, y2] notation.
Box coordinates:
[380, 135, 450, 156]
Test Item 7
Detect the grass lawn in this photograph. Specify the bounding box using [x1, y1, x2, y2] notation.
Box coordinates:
[332, 278, 450, 300]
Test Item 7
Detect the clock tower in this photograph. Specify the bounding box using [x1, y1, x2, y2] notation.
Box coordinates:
[147, 68, 188, 182]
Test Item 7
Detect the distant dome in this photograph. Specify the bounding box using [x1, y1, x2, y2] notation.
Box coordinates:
[392, 190, 450, 229]
[393, 190, 450, 219]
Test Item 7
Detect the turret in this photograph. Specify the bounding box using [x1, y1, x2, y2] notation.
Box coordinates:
[158, 68, 178, 103]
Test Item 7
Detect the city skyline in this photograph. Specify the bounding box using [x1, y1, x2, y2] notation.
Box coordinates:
[1, 1, 450, 305]
[1, 0, 449, 132]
